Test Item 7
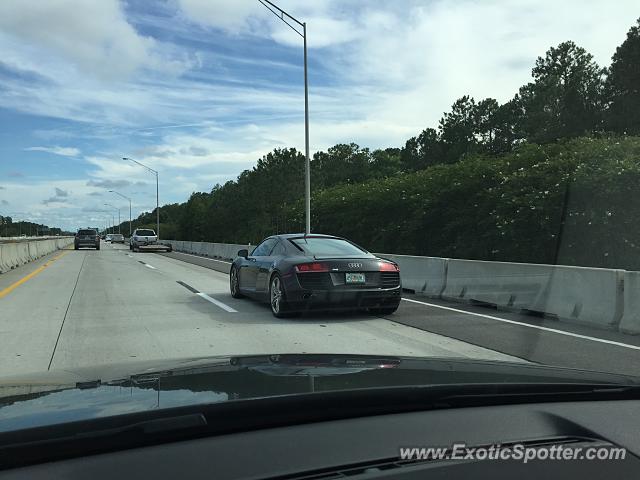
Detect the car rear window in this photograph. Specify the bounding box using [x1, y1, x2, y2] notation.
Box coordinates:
[290, 238, 367, 256]
[136, 230, 155, 236]
[112, 234, 124, 239]
[78, 230, 96, 236]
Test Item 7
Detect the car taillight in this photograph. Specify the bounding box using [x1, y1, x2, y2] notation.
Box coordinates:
[379, 262, 399, 272]
[295, 262, 329, 273]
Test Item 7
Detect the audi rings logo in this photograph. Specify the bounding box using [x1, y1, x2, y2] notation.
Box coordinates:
[347, 263, 363, 269]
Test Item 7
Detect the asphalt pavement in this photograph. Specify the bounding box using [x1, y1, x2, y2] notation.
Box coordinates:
[0, 243, 522, 377]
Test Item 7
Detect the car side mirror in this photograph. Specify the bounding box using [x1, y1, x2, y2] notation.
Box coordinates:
[238, 249, 249, 259]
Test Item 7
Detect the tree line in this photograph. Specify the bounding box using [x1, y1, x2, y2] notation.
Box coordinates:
[123, 18, 640, 269]
[0, 217, 68, 237]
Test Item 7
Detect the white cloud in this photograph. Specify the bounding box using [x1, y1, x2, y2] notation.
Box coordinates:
[0, 179, 154, 230]
[176, 0, 360, 48]
[42, 187, 70, 205]
[25, 146, 80, 157]
[0, 0, 154, 81]
[177, 0, 260, 33]
[87, 179, 136, 189]
[175, 0, 640, 136]
[1, 0, 640, 231]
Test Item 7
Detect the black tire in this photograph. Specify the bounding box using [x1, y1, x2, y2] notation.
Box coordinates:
[368, 304, 400, 316]
[74, 245, 79, 250]
[129, 244, 133, 250]
[269, 273, 297, 318]
[230, 266, 244, 299]
[96, 245, 100, 251]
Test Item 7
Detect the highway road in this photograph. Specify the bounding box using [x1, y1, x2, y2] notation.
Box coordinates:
[1, 243, 640, 378]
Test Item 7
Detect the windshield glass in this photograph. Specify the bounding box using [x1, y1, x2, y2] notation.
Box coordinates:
[291, 237, 367, 256]
[1, 0, 640, 435]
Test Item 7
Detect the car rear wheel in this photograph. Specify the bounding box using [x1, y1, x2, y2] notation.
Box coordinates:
[270, 273, 294, 318]
[368, 304, 400, 316]
[96, 245, 100, 251]
[230, 266, 244, 299]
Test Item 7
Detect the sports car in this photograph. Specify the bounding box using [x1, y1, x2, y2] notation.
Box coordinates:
[229, 234, 401, 317]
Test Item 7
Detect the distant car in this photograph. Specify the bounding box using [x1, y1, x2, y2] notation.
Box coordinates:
[130, 228, 158, 251]
[105, 234, 113, 242]
[230, 234, 401, 318]
[74, 229, 100, 250]
[110, 233, 125, 244]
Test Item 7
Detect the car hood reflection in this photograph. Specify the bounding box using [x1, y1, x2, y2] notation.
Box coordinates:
[0, 353, 637, 432]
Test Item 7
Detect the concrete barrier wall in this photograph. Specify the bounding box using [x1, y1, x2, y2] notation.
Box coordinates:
[376, 254, 448, 296]
[531, 265, 624, 330]
[619, 272, 640, 334]
[443, 259, 551, 309]
[0, 237, 73, 274]
[442, 259, 624, 330]
[163, 240, 250, 262]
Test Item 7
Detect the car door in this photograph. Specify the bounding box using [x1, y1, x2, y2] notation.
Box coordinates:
[255, 239, 286, 296]
[241, 238, 277, 295]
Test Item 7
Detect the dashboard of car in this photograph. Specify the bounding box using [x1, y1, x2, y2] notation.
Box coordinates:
[2, 399, 639, 479]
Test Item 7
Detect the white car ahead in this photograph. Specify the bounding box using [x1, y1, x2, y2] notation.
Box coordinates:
[130, 228, 158, 251]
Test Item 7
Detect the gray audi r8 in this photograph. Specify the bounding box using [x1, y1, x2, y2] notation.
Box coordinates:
[229, 234, 401, 317]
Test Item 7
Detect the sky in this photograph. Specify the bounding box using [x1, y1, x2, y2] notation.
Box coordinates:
[0, 0, 638, 231]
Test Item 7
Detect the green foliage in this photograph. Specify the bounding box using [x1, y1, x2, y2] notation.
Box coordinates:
[0, 218, 68, 236]
[401, 128, 444, 170]
[605, 18, 640, 134]
[309, 137, 640, 269]
[119, 18, 640, 270]
[516, 41, 605, 143]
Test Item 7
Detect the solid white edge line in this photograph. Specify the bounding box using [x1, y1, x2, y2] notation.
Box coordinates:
[144, 264, 156, 269]
[401, 297, 640, 351]
[196, 292, 237, 313]
[170, 251, 231, 264]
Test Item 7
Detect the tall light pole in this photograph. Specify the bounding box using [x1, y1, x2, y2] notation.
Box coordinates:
[258, 0, 311, 234]
[109, 190, 132, 237]
[123, 157, 159, 239]
[104, 203, 120, 234]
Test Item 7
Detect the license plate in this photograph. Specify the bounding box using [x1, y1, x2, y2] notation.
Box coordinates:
[346, 273, 366, 284]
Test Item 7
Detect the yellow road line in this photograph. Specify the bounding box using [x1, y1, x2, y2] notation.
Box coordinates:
[0, 251, 69, 299]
